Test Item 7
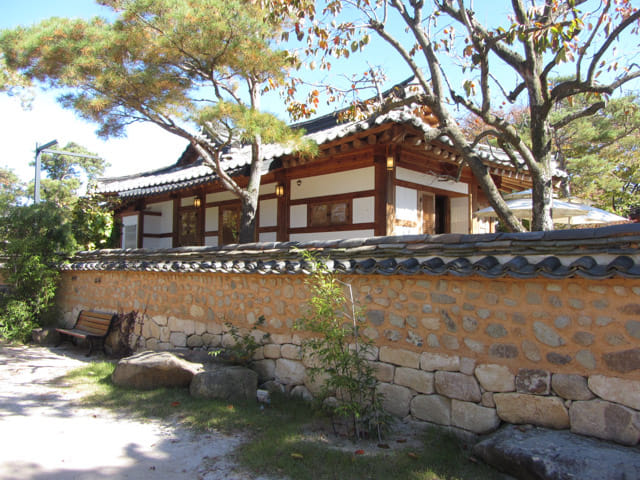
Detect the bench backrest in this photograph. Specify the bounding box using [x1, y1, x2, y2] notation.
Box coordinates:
[75, 311, 115, 336]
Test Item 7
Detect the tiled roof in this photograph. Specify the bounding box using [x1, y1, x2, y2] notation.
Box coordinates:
[95, 105, 540, 198]
[63, 224, 640, 279]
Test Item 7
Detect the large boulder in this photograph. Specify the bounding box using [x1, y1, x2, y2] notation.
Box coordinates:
[190, 366, 258, 402]
[473, 425, 640, 480]
[112, 351, 201, 390]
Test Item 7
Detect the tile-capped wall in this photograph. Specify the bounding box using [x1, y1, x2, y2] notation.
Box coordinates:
[57, 269, 640, 445]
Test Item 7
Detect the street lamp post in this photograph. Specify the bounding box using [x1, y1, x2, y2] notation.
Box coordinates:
[34, 140, 58, 203]
[33, 141, 103, 203]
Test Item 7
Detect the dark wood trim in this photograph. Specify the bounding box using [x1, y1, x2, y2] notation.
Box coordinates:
[198, 193, 205, 246]
[172, 197, 179, 248]
[141, 210, 162, 216]
[136, 212, 143, 249]
[204, 231, 219, 237]
[277, 173, 289, 242]
[119, 211, 139, 218]
[178, 204, 199, 211]
[289, 189, 376, 206]
[206, 198, 243, 209]
[394, 178, 468, 198]
[143, 232, 173, 238]
[288, 222, 376, 235]
[257, 226, 278, 233]
[396, 147, 475, 179]
[203, 192, 276, 209]
[374, 159, 387, 237]
[386, 162, 396, 236]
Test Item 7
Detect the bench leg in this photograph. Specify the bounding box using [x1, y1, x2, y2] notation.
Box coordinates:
[86, 338, 94, 357]
[56, 333, 69, 348]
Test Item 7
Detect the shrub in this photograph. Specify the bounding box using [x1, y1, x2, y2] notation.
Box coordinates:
[210, 316, 270, 366]
[0, 203, 76, 342]
[295, 250, 388, 441]
[0, 299, 37, 343]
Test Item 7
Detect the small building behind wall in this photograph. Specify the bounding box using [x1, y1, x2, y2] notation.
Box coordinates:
[97, 104, 536, 248]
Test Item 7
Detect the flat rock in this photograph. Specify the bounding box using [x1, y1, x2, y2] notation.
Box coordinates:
[475, 364, 515, 392]
[190, 366, 257, 402]
[473, 425, 640, 480]
[435, 371, 482, 402]
[112, 351, 201, 390]
[494, 393, 569, 429]
[570, 400, 640, 446]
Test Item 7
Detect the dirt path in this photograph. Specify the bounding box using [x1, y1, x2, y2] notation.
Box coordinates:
[0, 344, 260, 480]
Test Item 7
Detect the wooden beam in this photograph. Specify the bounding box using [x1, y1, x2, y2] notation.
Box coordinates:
[374, 158, 387, 236]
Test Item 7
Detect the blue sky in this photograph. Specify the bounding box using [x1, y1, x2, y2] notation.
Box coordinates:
[1, 1, 636, 187]
[0, 1, 405, 184]
[0, 1, 186, 184]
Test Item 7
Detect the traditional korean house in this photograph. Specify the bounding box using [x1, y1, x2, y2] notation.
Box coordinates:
[96, 104, 535, 249]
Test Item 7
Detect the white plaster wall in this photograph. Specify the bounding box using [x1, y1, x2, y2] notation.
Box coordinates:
[143, 237, 172, 249]
[261, 183, 276, 195]
[144, 200, 173, 234]
[259, 232, 277, 242]
[206, 184, 275, 204]
[205, 191, 236, 203]
[290, 230, 375, 242]
[395, 186, 419, 222]
[396, 167, 468, 194]
[290, 167, 374, 200]
[353, 196, 375, 224]
[260, 198, 278, 227]
[450, 196, 470, 234]
[180, 196, 196, 207]
[394, 225, 419, 236]
[204, 236, 219, 247]
[205, 206, 219, 232]
[290, 204, 307, 228]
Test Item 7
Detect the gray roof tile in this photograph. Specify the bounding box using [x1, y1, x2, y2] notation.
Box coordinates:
[96, 105, 543, 198]
[63, 224, 640, 279]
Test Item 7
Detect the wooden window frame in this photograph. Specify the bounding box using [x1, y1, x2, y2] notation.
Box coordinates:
[307, 198, 352, 228]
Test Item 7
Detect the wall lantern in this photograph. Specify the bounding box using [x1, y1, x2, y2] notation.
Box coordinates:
[275, 184, 285, 197]
[193, 197, 202, 208]
[386, 154, 395, 170]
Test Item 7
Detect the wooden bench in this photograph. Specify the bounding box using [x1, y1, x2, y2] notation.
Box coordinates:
[56, 310, 116, 356]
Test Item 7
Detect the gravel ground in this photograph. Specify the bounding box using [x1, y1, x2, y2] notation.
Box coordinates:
[0, 344, 262, 480]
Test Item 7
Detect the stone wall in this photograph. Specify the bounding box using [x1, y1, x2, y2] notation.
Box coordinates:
[56, 226, 640, 445]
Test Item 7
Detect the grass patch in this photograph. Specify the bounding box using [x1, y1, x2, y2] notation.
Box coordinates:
[64, 362, 504, 480]
[240, 426, 503, 480]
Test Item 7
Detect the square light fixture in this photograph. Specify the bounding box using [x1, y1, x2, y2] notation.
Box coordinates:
[193, 197, 201, 208]
[386, 155, 395, 170]
[275, 184, 284, 197]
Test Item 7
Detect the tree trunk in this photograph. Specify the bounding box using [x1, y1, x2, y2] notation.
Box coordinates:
[530, 105, 555, 231]
[530, 159, 554, 231]
[238, 141, 260, 243]
[238, 80, 263, 244]
[238, 191, 258, 243]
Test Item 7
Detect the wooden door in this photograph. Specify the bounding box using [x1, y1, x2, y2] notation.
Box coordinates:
[220, 205, 242, 245]
[177, 208, 201, 246]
